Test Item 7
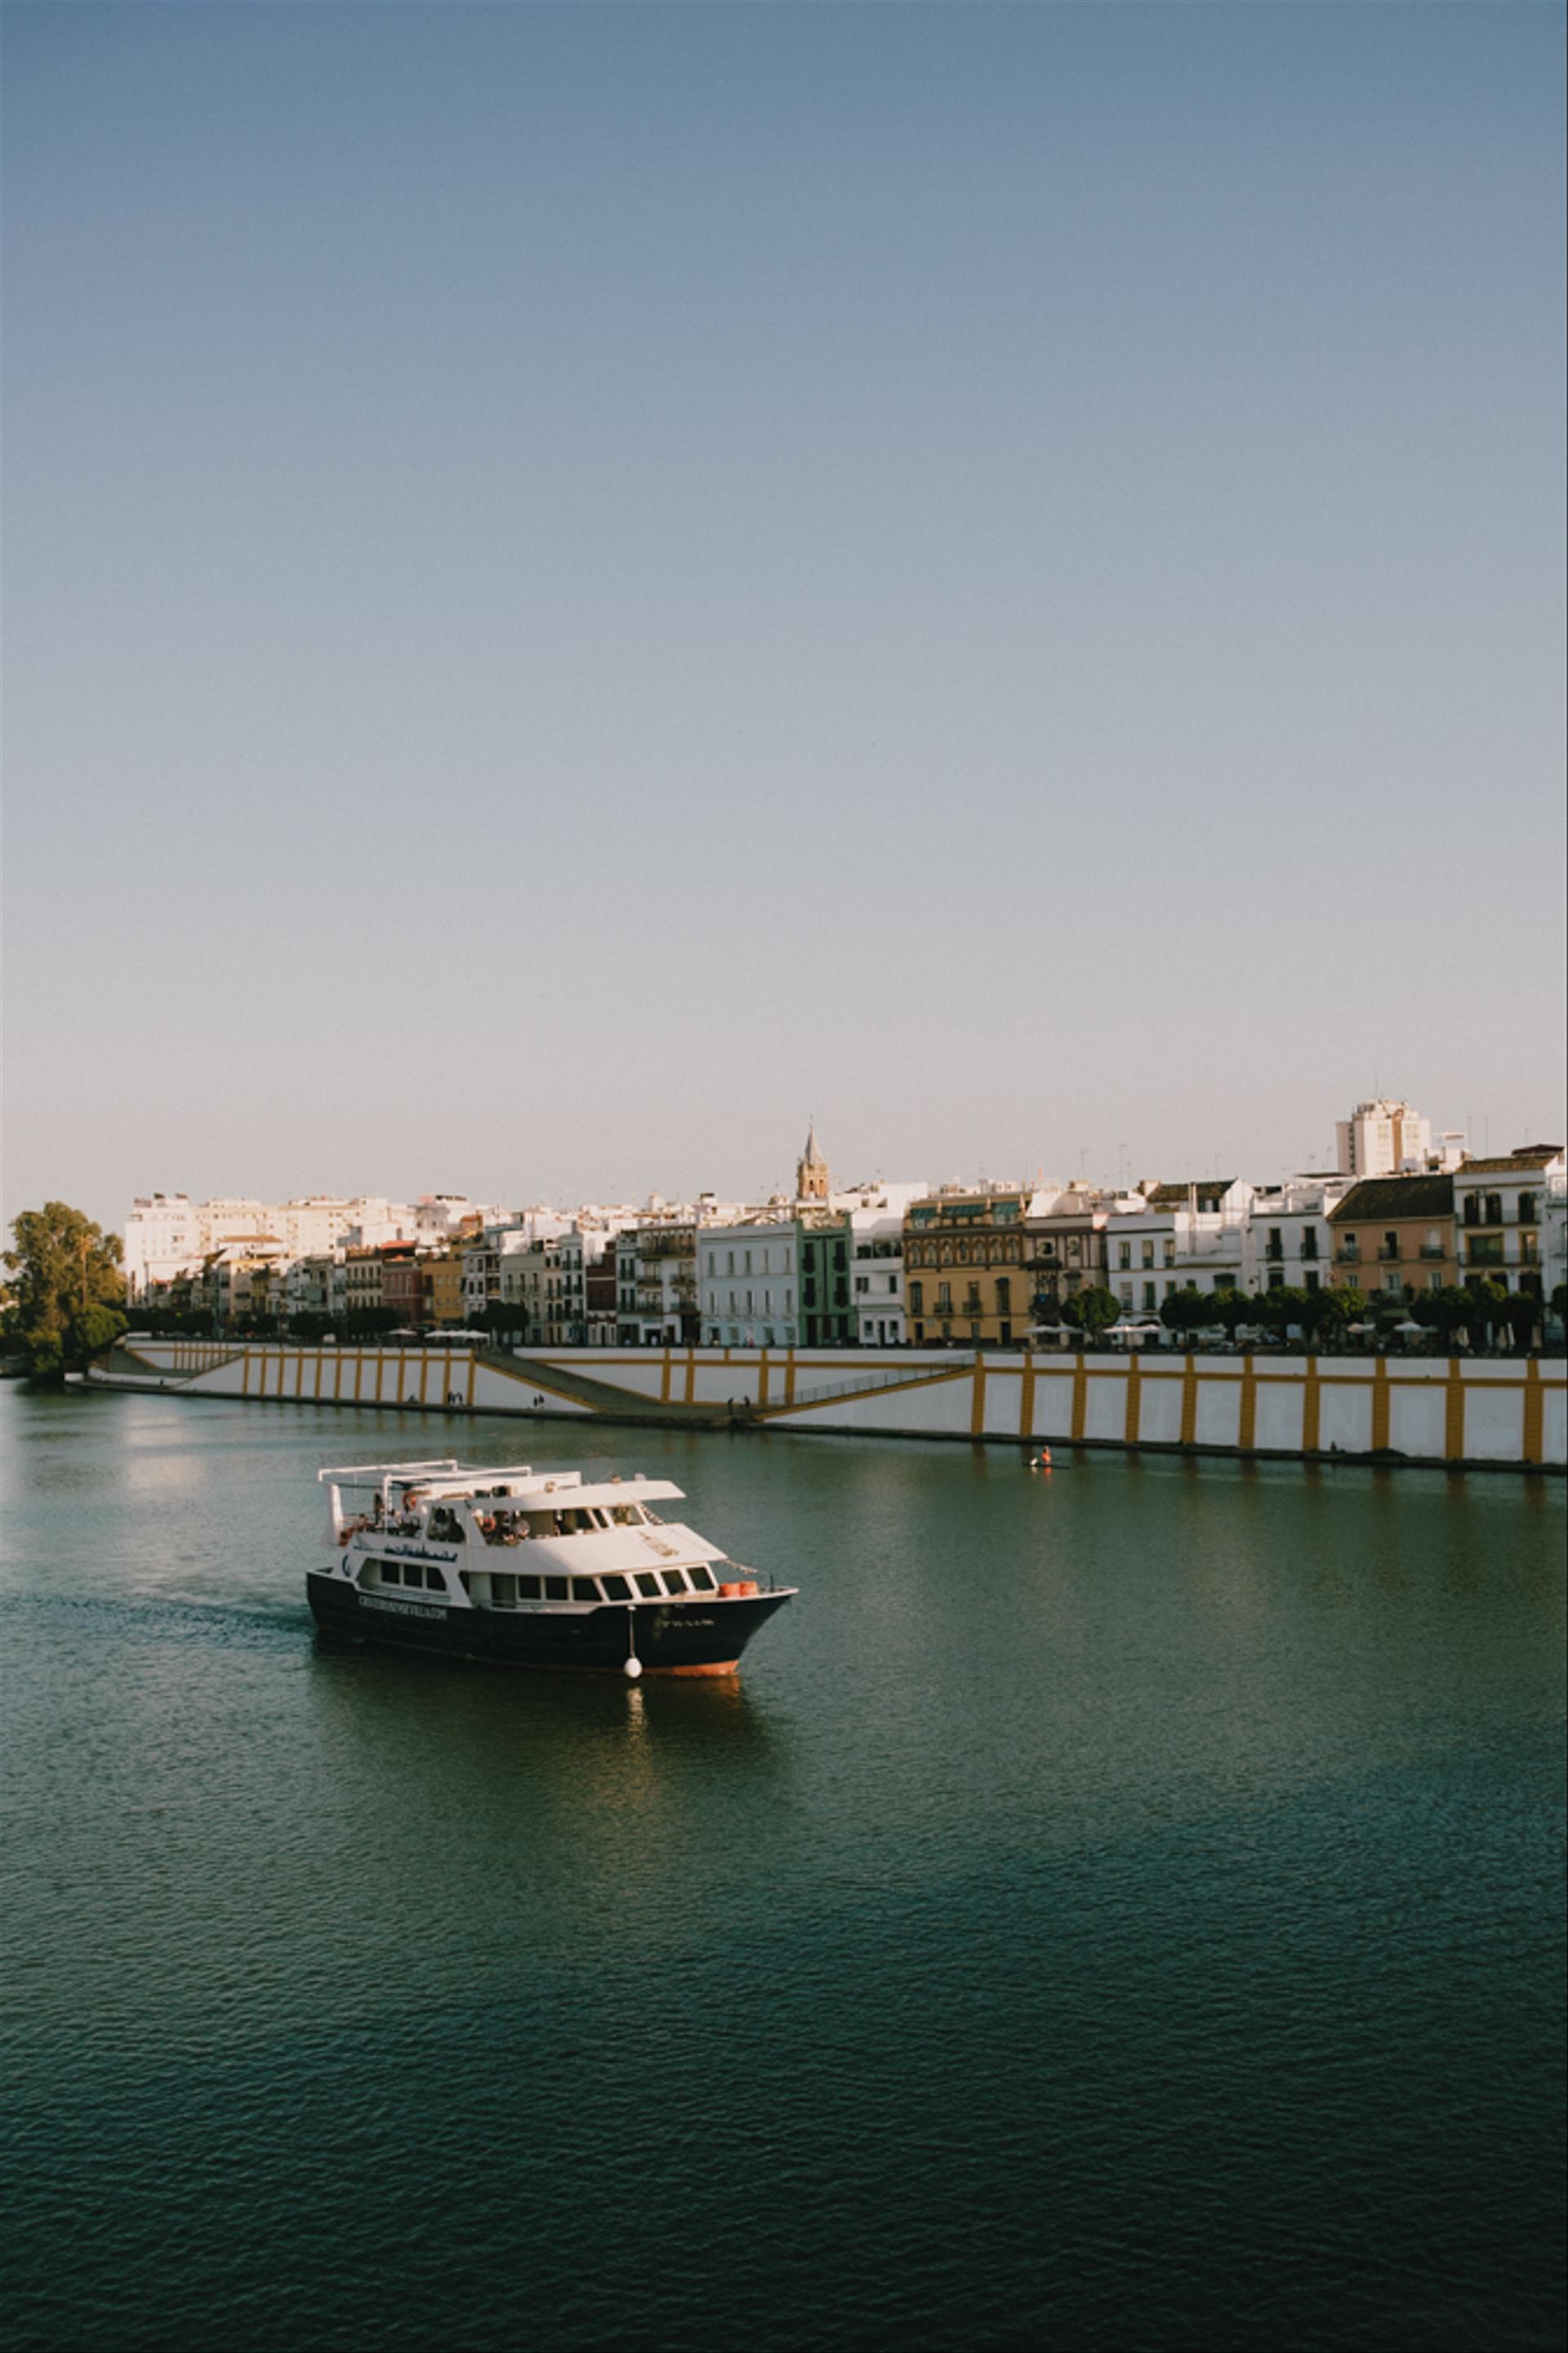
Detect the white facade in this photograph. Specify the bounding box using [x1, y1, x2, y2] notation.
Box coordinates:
[125, 1192, 437, 1295]
[849, 1210, 908, 1347]
[1102, 1181, 1255, 1317]
[122, 1195, 203, 1297]
[1453, 1149, 1565, 1292]
[699, 1218, 800, 1348]
[1335, 1099, 1432, 1179]
[1544, 1176, 1568, 1316]
[1242, 1179, 1348, 1295]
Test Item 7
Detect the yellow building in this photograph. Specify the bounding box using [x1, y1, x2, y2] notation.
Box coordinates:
[903, 1187, 1031, 1346]
[422, 1252, 466, 1329]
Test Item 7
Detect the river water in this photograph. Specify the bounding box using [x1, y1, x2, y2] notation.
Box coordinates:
[3, 1387, 1564, 2352]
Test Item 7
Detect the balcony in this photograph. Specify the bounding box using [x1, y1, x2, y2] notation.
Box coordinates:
[1418, 1245, 1446, 1260]
[1334, 1247, 1361, 1265]
[1375, 1246, 1400, 1263]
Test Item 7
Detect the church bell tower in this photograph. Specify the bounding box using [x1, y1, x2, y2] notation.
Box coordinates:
[795, 1122, 830, 1204]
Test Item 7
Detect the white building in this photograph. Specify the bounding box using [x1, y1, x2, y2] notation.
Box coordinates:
[1543, 1173, 1568, 1317]
[1102, 1179, 1255, 1318]
[122, 1195, 204, 1298]
[1335, 1099, 1432, 1179]
[849, 1212, 908, 1347]
[124, 1192, 424, 1297]
[1242, 1178, 1349, 1295]
[699, 1215, 800, 1348]
[1453, 1147, 1565, 1295]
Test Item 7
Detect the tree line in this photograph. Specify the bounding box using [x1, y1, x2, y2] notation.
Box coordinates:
[1045, 1278, 1557, 1349]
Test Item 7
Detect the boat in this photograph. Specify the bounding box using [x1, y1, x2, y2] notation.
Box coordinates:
[308, 1458, 795, 1677]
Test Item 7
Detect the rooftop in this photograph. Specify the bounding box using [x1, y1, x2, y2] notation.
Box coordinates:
[1455, 1148, 1564, 1174]
[1145, 1179, 1236, 1210]
[1330, 1174, 1454, 1223]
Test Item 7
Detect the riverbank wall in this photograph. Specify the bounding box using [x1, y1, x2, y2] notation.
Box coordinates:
[88, 1339, 1567, 1471]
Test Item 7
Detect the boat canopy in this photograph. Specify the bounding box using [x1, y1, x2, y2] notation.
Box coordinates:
[317, 1459, 685, 1509]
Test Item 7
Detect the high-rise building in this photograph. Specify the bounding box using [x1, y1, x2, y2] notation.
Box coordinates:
[1334, 1099, 1432, 1179]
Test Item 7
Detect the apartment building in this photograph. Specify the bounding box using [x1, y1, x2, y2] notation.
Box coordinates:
[1452, 1148, 1565, 1295]
[1327, 1174, 1456, 1296]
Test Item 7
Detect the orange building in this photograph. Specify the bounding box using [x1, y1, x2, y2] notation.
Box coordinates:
[1327, 1174, 1456, 1298]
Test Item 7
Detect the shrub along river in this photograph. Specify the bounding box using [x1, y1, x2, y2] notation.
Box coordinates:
[3, 1386, 1564, 2351]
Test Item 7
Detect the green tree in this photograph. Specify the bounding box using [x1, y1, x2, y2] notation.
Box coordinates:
[1294, 1286, 1342, 1349]
[1464, 1277, 1508, 1347]
[1254, 1285, 1309, 1339]
[1209, 1288, 1252, 1336]
[1160, 1286, 1205, 1340]
[3, 1202, 127, 1379]
[1062, 1285, 1120, 1341]
[1411, 1285, 1472, 1347]
[1500, 1290, 1539, 1351]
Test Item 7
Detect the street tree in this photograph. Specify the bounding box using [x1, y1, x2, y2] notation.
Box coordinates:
[1062, 1286, 1120, 1341]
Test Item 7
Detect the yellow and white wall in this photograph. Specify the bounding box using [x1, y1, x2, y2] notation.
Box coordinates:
[105, 1340, 1566, 1469]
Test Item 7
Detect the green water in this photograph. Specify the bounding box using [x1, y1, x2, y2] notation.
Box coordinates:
[3, 1388, 1564, 2351]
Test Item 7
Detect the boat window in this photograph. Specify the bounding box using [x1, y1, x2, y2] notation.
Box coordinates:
[524, 1512, 556, 1538]
[635, 1573, 662, 1599]
[544, 1576, 569, 1602]
[572, 1579, 601, 1602]
[492, 1574, 515, 1609]
[610, 1504, 644, 1526]
[459, 1572, 472, 1594]
[518, 1575, 542, 1601]
[600, 1575, 631, 1602]
[662, 1569, 690, 1593]
[381, 1562, 402, 1584]
[688, 1564, 717, 1592]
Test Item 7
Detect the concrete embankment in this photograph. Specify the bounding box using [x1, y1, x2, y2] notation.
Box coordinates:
[86, 1339, 1567, 1472]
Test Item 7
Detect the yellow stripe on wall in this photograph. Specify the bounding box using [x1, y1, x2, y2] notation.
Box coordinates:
[1302, 1360, 1321, 1454]
[1445, 1360, 1464, 1459]
[1522, 1359, 1544, 1464]
[1020, 1353, 1036, 1440]
[1071, 1355, 1088, 1443]
[1180, 1356, 1198, 1448]
[1370, 1358, 1391, 1451]
[1124, 1357, 1142, 1446]
[970, 1356, 987, 1436]
[1238, 1357, 1257, 1452]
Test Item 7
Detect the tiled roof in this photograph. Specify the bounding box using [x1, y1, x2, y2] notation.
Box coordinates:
[1146, 1179, 1234, 1210]
[1455, 1149, 1563, 1174]
[1329, 1174, 1454, 1223]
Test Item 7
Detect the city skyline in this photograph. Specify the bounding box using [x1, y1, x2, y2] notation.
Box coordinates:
[6, 4, 1564, 1234]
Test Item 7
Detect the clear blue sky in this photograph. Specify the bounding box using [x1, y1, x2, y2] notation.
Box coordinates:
[5, 3, 1564, 1232]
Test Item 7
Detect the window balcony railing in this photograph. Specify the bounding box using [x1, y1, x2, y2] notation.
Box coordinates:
[1334, 1247, 1361, 1264]
[1418, 1245, 1446, 1260]
[1376, 1246, 1400, 1262]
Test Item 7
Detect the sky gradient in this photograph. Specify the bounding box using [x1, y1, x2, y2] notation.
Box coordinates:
[5, 3, 1565, 1232]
